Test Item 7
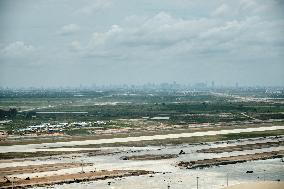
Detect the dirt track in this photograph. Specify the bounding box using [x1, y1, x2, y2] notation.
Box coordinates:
[197, 141, 284, 153]
[120, 154, 178, 160]
[178, 150, 284, 169]
[0, 163, 92, 176]
[0, 170, 153, 188]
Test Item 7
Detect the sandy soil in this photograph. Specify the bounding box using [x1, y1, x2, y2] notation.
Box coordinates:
[0, 137, 283, 189]
[120, 154, 178, 160]
[0, 170, 152, 188]
[1, 126, 283, 153]
[178, 150, 284, 169]
[0, 149, 101, 160]
[197, 141, 284, 153]
[2, 123, 272, 146]
[223, 181, 284, 189]
[0, 163, 92, 176]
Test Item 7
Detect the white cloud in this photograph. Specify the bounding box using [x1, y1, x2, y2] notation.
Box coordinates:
[70, 10, 284, 62]
[75, 0, 112, 15]
[212, 4, 230, 16]
[1, 0, 284, 87]
[72, 13, 214, 57]
[58, 24, 80, 35]
[211, 0, 278, 19]
[69, 41, 82, 51]
[239, 0, 257, 11]
[1, 41, 36, 57]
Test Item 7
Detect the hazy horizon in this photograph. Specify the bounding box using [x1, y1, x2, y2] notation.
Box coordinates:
[1, 0, 284, 88]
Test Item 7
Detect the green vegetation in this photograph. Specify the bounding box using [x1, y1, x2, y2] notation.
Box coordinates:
[0, 88, 283, 134]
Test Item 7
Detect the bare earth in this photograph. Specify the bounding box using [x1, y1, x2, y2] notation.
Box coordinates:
[0, 170, 153, 188]
[178, 150, 284, 169]
[120, 154, 178, 160]
[223, 181, 284, 189]
[0, 163, 92, 176]
[197, 141, 284, 153]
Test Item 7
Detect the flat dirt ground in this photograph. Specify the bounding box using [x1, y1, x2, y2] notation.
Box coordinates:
[223, 182, 284, 189]
[0, 170, 152, 188]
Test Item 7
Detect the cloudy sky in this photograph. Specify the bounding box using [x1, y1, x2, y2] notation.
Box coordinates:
[0, 0, 283, 88]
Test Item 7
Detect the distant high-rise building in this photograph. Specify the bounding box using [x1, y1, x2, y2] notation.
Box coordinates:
[194, 82, 207, 88]
[235, 82, 239, 88]
[211, 81, 215, 88]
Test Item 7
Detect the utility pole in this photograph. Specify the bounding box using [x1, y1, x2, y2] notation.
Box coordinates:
[263, 170, 266, 181]
[226, 173, 229, 186]
[81, 160, 84, 173]
[196, 176, 199, 189]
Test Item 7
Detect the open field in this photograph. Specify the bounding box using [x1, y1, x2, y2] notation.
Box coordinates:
[1, 89, 284, 134]
[223, 182, 284, 189]
[2, 0, 284, 187]
[1, 126, 283, 153]
[0, 170, 152, 189]
[0, 163, 92, 176]
[178, 150, 284, 169]
[1, 122, 283, 146]
[197, 141, 284, 153]
[0, 88, 283, 188]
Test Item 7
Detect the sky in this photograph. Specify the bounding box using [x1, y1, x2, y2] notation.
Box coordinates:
[0, 0, 284, 88]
